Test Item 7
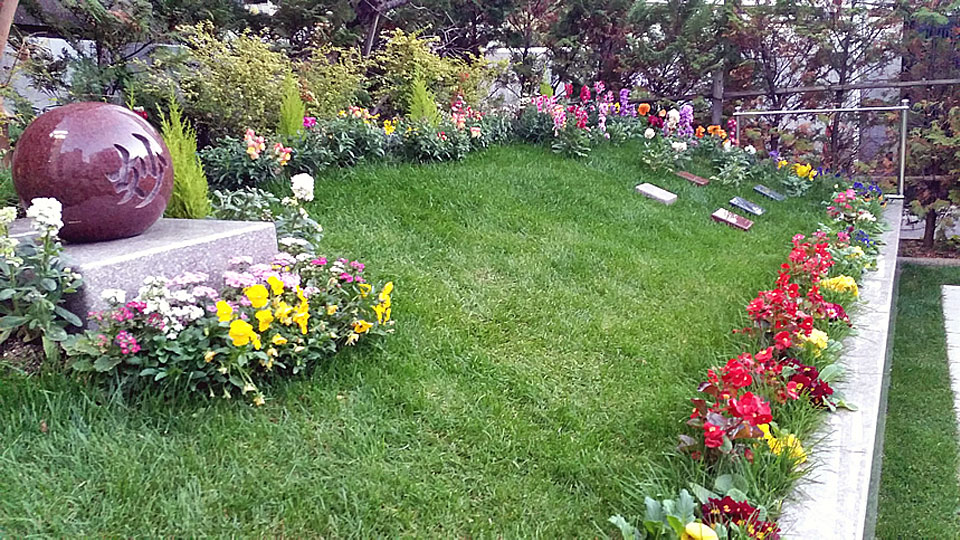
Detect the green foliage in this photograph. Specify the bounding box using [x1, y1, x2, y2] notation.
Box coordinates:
[0, 207, 83, 362]
[538, 80, 555, 97]
[210, 186, 324, 251]
[407, 78, 441, 126]
[369, 29, 498, 116]
[134, 22, 295, 142]
[278, 75, 307, 137]
[160, 97, 210, 219]
[398, 120, 471, 162]
[299, 46, 368, 119]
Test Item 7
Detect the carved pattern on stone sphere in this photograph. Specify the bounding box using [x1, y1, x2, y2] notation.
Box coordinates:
[106, 133, 168, 209]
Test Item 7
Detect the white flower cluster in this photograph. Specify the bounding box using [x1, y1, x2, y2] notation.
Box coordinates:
[100, 288, 127, 305]
[666, 108, 680, 131]
[644, 128, 656, 139]
[291, 173, 315, 202]
[26, 198, 63, 237]
[671, 141, 688, 153]
[744, 145, 757, 155]
[137, 275, 207, 339]
[857, 211, 877, 223]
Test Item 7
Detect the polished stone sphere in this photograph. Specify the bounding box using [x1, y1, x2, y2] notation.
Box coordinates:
[12, 102, 173, 243]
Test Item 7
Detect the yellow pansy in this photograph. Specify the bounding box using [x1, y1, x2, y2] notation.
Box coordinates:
[776, 159, 788, 170]
[326, 304, 338, 315]
[373, 302, 387, 323]
[758, 424, 807, 464]
[204, 350, 217, 363]
[358, 283, 372, 297]
[272, 334, 288, 346]
[682, 522, 718, 540]
[794, 163, 813, 179]
[216, 300, 234, 322]
[821, 275, 859, 297]
[274, 301, 294, 325]
[255, 309, 274, 332]
[229, 319, 262, 350]
[799, 329, 829, 357]
[352, 319, 373, 334]
[267, 275, 285, 296]
[293, 303, 310, 334]
[244, 284, 269, 309]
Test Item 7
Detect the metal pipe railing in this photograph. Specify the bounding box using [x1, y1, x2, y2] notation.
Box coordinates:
[733, 98, 911, 199]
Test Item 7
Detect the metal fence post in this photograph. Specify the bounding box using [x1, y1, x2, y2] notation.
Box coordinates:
[897, 98, 909, 199]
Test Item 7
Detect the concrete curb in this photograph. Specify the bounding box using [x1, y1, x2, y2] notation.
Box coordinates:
[898, 256, 960, 267]
[942, 286, 960, 442]
[779, 200, 903, 540]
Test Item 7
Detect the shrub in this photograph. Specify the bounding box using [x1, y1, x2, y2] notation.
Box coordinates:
[135, 22, 295, 142]
[299, 45, 368, 119]
[211, 177, 324, 252]
[200, 129, 295, 189]
[278, 75, 307, 137]
[397, 120, 471, 163]
[160, 96, 211, 219]
[368, 29, 498, 116]
[407, 78, 441, 126]
[308, 111, 388, 168]
[0, 200, 83, 361]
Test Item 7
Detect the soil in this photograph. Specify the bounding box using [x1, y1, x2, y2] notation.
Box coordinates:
[0, 339, 45, 375]
[899, 239, 960, 259]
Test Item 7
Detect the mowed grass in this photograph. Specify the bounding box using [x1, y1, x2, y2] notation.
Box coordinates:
[0, 143, 826, 536]
[876, 265, 960, 538]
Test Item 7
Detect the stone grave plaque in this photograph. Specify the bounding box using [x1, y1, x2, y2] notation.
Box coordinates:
[676, 171, 710, 186]
[754, 184, 786, 201]
[711, 208, 754, 231]
[635, 183, 677, 205]
[730, 196, 764, 216]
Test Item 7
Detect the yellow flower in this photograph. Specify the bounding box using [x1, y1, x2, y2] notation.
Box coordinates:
[849, 246, 865, 258]
[216, 300, 234, 322]
[794, 163, 813, 179]
[352, 319, 373, 334]
[797, 329, 829, 358]
[204, 350, 217, 363]
[293, 303, 310, 334]
[255, 309, 274, 332]
[373, 302, 387, 323]
[682, 522, 719, 540]
[381, 281, 394, 297]
[253, 394, 265, 406]
[326, 304, 338, 315]
[244, 284, 270, 309]
[275, 301, 294, 325]
[358, 283, 372, 297]
[345, 332, 360, 346]
[229, 319, 262, 350]
[267, 275, 285, 296]
[820, 275, 859, 297]
[758, 424, 807, 464]
[777, 159, 788, 170]
[271, 334, 288, 346]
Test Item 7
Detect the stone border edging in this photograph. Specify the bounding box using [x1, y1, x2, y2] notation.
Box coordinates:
[898, 256, 960, 267]
[779, 200, 903, 539]
[941, 286, 960, 446]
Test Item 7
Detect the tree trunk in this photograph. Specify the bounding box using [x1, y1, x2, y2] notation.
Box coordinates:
[923, 210, 937, 249]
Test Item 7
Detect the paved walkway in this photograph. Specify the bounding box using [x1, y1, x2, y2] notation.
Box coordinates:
[943, 286, 960, 431]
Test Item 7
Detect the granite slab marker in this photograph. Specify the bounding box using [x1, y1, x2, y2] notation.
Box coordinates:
[754, 184, 786, 201]
[676, 171, 710, 186]
[635, 183, 678, 205]
[710, 208, 753, 231]
[730, 196, 765, 216]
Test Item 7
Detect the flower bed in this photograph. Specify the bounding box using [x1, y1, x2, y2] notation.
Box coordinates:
[610, 178, 888, 539]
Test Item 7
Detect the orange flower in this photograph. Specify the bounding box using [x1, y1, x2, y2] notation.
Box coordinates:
[637, 103, 651, 116]
[719, 129, 728, 139]
[695, 126, 705, 138]
[658, 109, 667, 117]
[707, 125, 721, 136]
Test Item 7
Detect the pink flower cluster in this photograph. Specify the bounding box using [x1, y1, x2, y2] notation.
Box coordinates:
[115, 330, 141, 355]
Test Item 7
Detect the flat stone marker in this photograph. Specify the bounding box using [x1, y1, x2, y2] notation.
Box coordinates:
[711, 208, 753, 231]
[635, 183, 677, 205]
[676, 171, 710, 186]
[730, 196, 765, 216]
[754, 184, 786, 201]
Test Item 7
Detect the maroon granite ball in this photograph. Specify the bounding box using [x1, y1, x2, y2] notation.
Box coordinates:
[12, 102, 174, 243]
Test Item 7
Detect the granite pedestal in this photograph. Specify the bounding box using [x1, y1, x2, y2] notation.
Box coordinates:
[11, 218, 278, 319]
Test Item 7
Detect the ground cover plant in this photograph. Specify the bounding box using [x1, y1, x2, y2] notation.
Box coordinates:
[0, 142, 833, 536]
[876, 265, 960, 538]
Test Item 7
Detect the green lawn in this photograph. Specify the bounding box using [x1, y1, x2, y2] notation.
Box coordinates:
[0, 143, 826, 536]
[876, 265, 960, 539]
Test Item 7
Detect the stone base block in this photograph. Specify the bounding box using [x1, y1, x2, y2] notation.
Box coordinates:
[635, 183, 677, 205]
[12, 218, 277, 320]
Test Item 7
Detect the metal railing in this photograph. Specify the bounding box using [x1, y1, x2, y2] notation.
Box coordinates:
[733, 98, 910, 199]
